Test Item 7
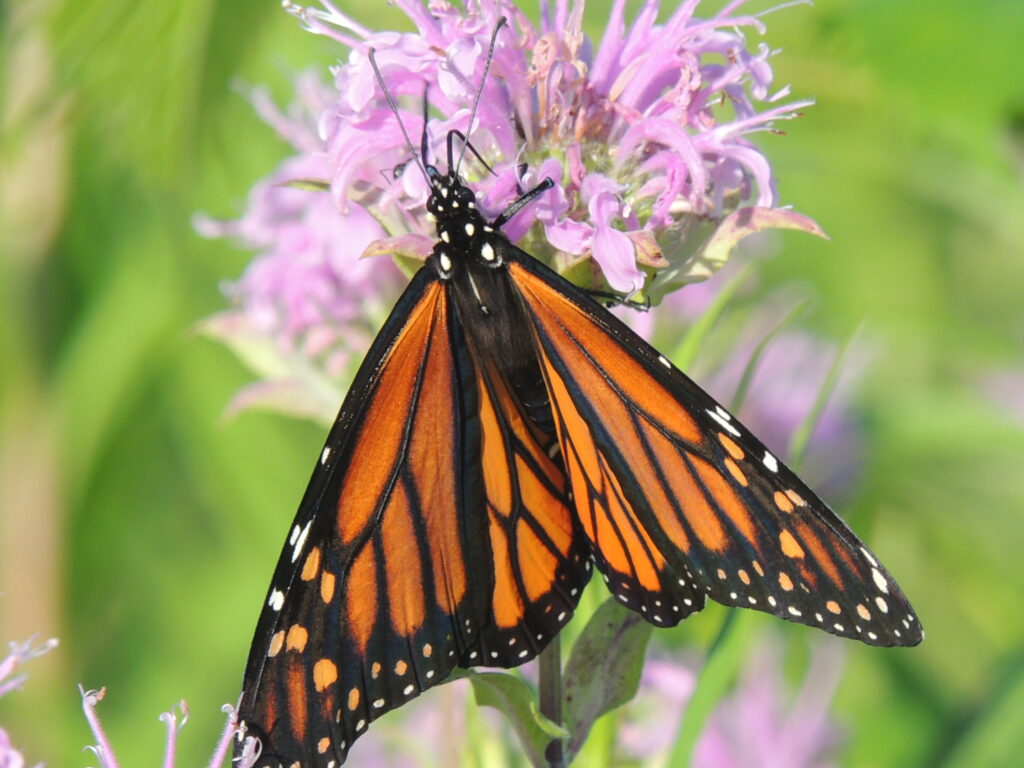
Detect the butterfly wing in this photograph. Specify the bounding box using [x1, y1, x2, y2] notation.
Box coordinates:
[466, 360, 591, 666]
[237, 266, 591, 767]
[237, 268, 493, 766]
[504, 249, 922, 647]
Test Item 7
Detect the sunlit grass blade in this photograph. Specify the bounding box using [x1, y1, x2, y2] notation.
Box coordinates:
[670, 264, 754, 370]
[730, 296, 814, 411]
[788, 322, 863, 470]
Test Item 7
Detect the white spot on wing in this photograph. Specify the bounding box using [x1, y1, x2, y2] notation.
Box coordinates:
[268, 589, 284, 611]
[320, 446, 331, 465]
[871, 568, 889, 594]
[715, 406, 732, 421]
[290, 520, 312, 562]
[464, 223, 475, 236]
[707, 408, 740, 437]
[861, 547, 878, 566]
[658, 355, 670, 368]
[762, 451, 778, 473]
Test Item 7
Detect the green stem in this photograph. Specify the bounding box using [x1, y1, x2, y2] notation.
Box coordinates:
[538, 636, 565, 768]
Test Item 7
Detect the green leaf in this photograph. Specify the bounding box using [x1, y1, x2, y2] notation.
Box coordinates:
[561, 598, 653, 763]
[466, 670, 568, 768]
[650, 207, 827, 302]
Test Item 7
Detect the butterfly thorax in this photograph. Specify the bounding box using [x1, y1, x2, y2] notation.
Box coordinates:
[426, 170, 503, 279]
[425, 169, 554, 434]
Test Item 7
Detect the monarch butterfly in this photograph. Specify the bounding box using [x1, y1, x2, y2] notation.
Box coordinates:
[235, 19, 921, 768]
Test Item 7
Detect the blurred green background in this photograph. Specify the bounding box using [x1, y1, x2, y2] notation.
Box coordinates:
[2, 0, 1023, 766]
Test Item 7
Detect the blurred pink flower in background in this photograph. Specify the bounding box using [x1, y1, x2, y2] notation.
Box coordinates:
[621, 637, 845, 768]
[0, 636, 57, 768]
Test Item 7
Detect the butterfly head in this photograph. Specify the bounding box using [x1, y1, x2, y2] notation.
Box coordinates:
[425, 167, 501, 279]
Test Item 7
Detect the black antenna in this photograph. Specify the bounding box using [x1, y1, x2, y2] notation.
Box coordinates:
[368, 49, 432, 185]
[454, 17, 507, 176]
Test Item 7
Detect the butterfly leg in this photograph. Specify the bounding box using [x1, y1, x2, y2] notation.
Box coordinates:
[584, 290, 651, 310]
[493, 178, 555, 228]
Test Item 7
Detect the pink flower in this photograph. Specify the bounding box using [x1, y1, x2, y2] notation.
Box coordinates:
[201, 0, 822, 417]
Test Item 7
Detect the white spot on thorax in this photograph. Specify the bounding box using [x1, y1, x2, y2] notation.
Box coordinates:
[441, 230, 450, 243]
[438, 252, 452, 272]
[464, 223, 475, 236]
[481, 242, 495, 262]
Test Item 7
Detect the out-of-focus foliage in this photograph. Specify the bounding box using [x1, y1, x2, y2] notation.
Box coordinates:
[0, 1, 1021, 767]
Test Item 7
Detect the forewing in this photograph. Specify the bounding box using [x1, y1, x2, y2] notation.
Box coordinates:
[507, 254, 922, 647]
[238, 270, 491, 767]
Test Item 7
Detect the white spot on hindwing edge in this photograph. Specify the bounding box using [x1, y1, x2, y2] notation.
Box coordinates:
[320, 446, 331, 465]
